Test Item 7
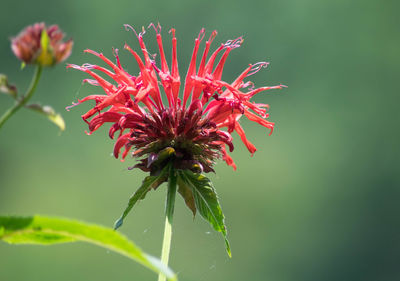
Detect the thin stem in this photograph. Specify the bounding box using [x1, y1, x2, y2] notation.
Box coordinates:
[157, 166, 177, 281]
[0, 65, 43, 130]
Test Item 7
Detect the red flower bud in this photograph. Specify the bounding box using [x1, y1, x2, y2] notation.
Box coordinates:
[11, 23, 73, 66]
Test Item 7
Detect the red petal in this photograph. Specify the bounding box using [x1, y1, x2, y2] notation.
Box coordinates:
[235, 122, 257, 156]
[220, 144, 237, 170]
[113, 133, 131, 159]
[88, 112, 122, 133]
[183, 29, 204, 108]
[169, 28, 180, 106]
[244, 109, 274, 135]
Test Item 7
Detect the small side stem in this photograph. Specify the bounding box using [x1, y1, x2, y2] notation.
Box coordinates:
[157, 166, 177, 281]
[0, 65, 43, 130]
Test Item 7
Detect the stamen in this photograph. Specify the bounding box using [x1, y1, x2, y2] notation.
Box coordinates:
[208, 30, 218, 44]
[148, 22, 162, 34]
[82, 63, 96, 69]
[67, 64, 86, 71]
[83, 79, 100, 86]
[112, 48, 122, 69]
[168, 28, 176, 37]
[123, 24, 145, 38]
[247, 62, 269, 76]
[65, 102, 80, 111]
[198, 28, 206, 42]
[224, 37, 243, 49]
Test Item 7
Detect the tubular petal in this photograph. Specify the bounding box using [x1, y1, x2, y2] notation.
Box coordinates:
[69, 25, 283, 172]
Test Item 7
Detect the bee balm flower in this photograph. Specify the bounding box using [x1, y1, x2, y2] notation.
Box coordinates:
[68, 24, 284, 173]
[68, 24, 285, 257]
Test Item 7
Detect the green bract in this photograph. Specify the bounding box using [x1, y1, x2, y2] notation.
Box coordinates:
[115, 164, 231, 257]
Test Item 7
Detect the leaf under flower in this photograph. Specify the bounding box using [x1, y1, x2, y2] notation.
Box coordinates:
[177, 175, 196, 217]
[114, 165, 169, 230]
[177, 170, 231, 257]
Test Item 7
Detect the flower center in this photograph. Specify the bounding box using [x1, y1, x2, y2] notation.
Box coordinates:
[129, 107, 223, 174]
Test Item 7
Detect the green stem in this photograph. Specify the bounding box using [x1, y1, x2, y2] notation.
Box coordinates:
[157, 165, 177, 281]
[0, 65, 43, 130]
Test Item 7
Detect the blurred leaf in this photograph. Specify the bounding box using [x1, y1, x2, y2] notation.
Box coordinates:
[178, 170, 231, 257]
[0, 74, 17, 98]
[20, 62, 26, 70]
[114, 165, 169, 230]
[0, 215, 176, 280]
[25, 104, 65, 131]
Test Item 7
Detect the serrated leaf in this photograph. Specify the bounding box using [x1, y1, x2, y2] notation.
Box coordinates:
[0, 74, 17, 98]
[114, 165, 169, 230]
[177, 175, 196, 217]
[0, 215, 176, 280]
[25, 104, 65, 131]
[179, 170, 231, 257]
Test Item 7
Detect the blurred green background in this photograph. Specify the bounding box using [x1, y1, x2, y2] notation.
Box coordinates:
[0, 0, 399, 280]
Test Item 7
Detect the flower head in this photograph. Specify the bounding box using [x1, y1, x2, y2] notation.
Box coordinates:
[68, 24, 284, 174]
[69, 24, 285, 256]
[11, 23, 73, 66]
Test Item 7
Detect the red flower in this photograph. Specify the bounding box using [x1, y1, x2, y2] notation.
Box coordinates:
[68, 24, 284, 173]
[11, 23, 73, 66]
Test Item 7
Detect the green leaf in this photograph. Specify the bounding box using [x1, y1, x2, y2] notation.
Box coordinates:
[177, 175, 196, 217]
[178, 170, 231, 257]
[114, 165, 169, 230]
[0, 215, 176, 280]
[165, 165, 178, 223]
[0, 74, 17, 98]
[25, 104, 66, 131]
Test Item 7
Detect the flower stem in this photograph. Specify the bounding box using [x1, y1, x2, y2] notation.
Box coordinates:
[0, 65, 43, 130]
[157, 165, 177, 281]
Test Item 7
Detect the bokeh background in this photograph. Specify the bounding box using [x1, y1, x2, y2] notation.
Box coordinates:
[0, 0, 399, 280]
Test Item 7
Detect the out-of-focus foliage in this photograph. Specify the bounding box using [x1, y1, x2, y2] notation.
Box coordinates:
[0, 215, 176, 280]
